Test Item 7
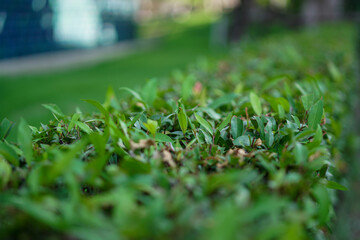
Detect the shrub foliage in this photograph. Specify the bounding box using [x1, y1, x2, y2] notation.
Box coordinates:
[0, 25, 354, 239]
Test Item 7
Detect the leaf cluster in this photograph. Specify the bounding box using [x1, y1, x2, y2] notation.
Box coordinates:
[0, 25, 354, 240]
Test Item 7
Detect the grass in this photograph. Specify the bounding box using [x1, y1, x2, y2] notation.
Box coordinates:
[0, 13, 228, 126]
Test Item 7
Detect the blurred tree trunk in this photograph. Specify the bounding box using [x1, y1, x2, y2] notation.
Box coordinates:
[301, 0, 343, 25]
[333, 4, 360, 239]
[228, 0, 254, 42]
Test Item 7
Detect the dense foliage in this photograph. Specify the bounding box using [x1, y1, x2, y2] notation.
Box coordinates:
[0, 24, 354, 240]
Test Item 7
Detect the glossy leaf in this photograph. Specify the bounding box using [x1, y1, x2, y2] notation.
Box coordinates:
[230, 116, 243, 139]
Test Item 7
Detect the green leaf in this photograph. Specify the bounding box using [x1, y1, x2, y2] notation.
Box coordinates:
[120, 158, 151, 175]
[292, 115, 301, 128]
[208, 93, 237, 109]
[308, 99, 324, 130]
[141, 78, 158, 106]
[0, 157, 11, 189]
[2, 196, 59, 226]
[327, 62, 342, 82]
[250, 92, 262, 115]
[178, 103, 188, 135]
[120, 87, 145, 106]
[0, 118, 14, 140]
[68, 113, 80, 131]
[276, 97, 290, 112]
[75, 121, 93, 134]
[195, 113, 213, 135]
[294, 143, 308, 164]
[109, 119, 130, 149]
[48, 140, 87, 181]
[129, 112, 144, 127]
[181, 75, 195, 101]
[89, 132, 107, 156]
[0, 142, 19, 166]
[255, 116, 265, 140]
[231, 117, 243, 139]
[155, 133, 173, 143]
[199, 128, 212, 144]
[143, 119, 158, 137]
[233, 135, 251, 147]
[17, 119, 33, 165]
[301, 94, 314, 111]
[82, 99, 109, 122]
[278, 104, 285, 119]
[42, 104, 64, 119]
[216, 113, 233, 132]
[308, 125, 322, 149]
[264, 121, 274, 148]
[201, 107, 221, 120]
[326, 181, 348, 191]
[103, 86, 119, 110]
[86, 153, 111, 180]
[312, 185, 331, 225]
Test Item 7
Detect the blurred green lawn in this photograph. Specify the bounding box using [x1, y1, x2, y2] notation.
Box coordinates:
[0, 14, 228, 126]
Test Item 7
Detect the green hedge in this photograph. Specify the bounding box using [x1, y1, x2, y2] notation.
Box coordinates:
[0, 23, 354, 240]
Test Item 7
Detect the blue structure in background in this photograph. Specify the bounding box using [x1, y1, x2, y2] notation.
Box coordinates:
[0, 0, 137, 60]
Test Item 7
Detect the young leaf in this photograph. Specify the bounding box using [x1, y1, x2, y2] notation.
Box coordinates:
[308, 99, 324, 130]
[144, 119, 158, 137]
[195, 113, 213, 135]
[249, 92, 262, 115]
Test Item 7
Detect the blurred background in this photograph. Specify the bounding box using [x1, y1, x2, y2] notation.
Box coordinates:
[0, 0, 358, 125]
